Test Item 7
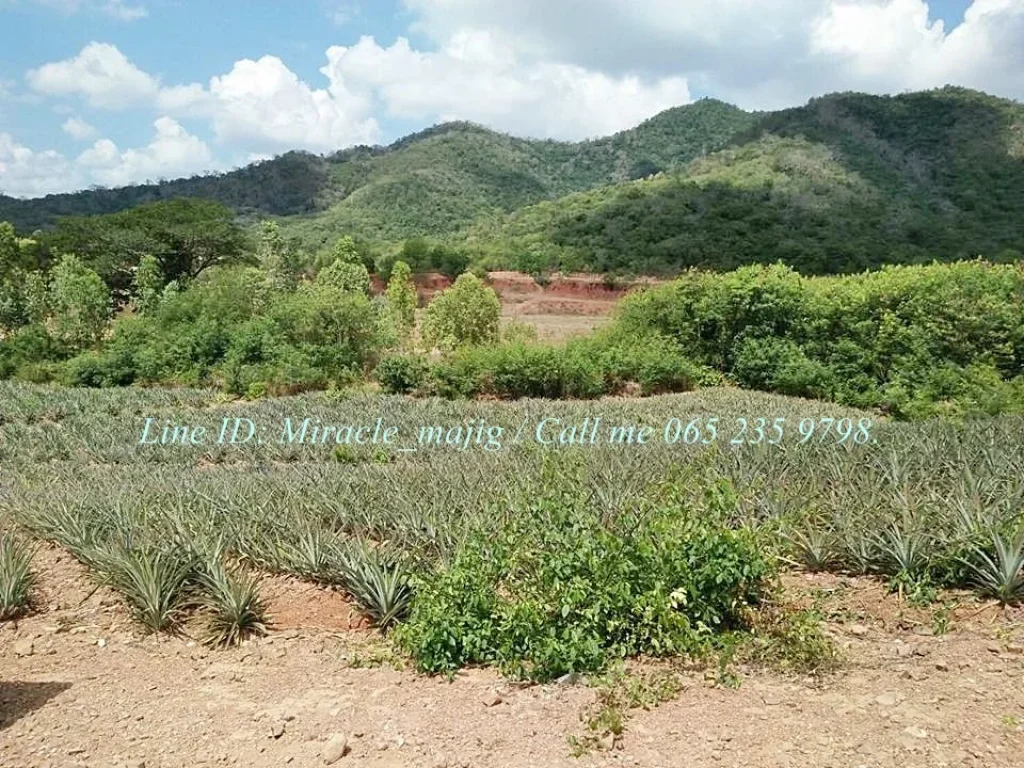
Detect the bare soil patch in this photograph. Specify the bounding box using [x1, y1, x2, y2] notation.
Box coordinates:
[2, 549, 1023, 768]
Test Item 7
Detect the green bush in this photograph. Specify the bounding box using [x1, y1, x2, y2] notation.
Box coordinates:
[395, 481, 770, 681]
[422, 272, 501, 351]
[375, 354, 430, 394]
[614, 261, 1024, 417]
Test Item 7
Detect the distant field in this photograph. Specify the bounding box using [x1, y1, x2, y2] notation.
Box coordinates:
[501, 312, 611, 342]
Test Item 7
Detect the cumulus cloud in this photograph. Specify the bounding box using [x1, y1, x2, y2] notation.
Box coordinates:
[0, 132, 75, 197]
[0, 118, 216, 197]
[27, 42, 159, 108]
[61, 116, 98, 140]
[401, 0, 1024, 108]
[325, 31, 691, 139]
[76, 116, 214, 186]
[205, 55, 379, 153]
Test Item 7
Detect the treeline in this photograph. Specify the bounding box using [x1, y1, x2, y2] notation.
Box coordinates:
[2, 202, 1022, 420]
[372, 261, 1024, 419]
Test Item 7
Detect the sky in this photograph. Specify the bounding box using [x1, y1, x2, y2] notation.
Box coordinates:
[0, 0, 1021, 198]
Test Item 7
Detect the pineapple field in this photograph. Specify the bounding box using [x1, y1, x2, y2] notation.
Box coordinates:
[2, 381, 1024, 767]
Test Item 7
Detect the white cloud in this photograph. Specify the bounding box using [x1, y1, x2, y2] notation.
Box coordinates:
[77, 116, 215, 186]
[400, 0, 1024, 108]
[0, 118, 216, 197]
[811, 0, 1024, 97]
[27, 42, 159, 108]
[205, 55, 379, 153]
[61, 116, 98, 140]
[0, 132, 76, 197]
[326, 31, 691, 139]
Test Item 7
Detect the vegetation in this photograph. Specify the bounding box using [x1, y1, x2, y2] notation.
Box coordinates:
[3, 88, 1021, 279]
[612, 261, 1024, 418]
[465, 88, 1024, 275]
[1, 383, 1022, 672]
[421, 272, 502, 351]
[0, 532, 35, 621]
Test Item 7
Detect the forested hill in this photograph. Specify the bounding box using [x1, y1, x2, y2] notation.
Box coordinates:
[3, 87, 1023, 277]
[463, 87, 1024, 275]
[0, 99, 753, 236]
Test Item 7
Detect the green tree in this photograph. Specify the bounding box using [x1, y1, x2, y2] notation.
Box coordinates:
[0, 222, 17, 279]
[317, 259, 371, 296]
[133, 254, 164, 315]
[386, 260, 417, 331]
[49, 254, 110, 348]
[46, 199, 250, 291]
[23, 271, 50, 325]
[257, 220, 299, 291]
[422, 272, 501, 351]
[331, 235, 361, 265]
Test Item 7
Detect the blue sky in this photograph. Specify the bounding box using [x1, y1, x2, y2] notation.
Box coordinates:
[1, 0, 1020, 198]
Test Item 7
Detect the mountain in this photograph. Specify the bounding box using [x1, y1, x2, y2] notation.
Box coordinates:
[3, 87, 1022, 277]
[461, 87, 1024, 275]
[0, 99, 754, 244]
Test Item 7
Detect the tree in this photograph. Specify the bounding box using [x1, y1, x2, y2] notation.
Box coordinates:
[0, 222, 17, 279]
[386, 260, 417, 331]
[48, 254, 109, 348]
[422, 272, 501, 350]
[257, 220, 300, 292]
[317, 259, 371, 296]
[133, 254, 164, 315]
[46, 199, 250, 291]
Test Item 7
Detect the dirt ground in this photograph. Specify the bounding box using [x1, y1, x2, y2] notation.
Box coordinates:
[3, 546, 1024, 768]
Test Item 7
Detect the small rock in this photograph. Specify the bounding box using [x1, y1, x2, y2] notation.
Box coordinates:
[894, 643, 914, 658]
[13, 639, 35, 657]
[849, 624, 870, 637]
[97, 638, 107, 648]
[935, 661, 950, 672]
[322, 733, 350, 764]
[903, 726, 928, 739]
[875, 692, 902, 708]
[480, 691, 502, 708]
[271, 722, 286, 739]
[986, 643, 1002, 654]
[1005, 644, 1024, 655]
[597, 733, 617, 751]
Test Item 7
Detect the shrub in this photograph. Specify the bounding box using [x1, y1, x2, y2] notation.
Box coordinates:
[317, 259, 371, 296]
[385, 260, 417, 330]
[375, 354, 429, 394]
[48, 253, 110, 349]
[395, 481, 770, 681]
[422, 272, 501, 351]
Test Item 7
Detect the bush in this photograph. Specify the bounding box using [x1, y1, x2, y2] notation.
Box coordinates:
[375, 354, 429, 394]
[614, 261, 1024, 417]
[395, 479, 770, 681]
[422, 272, 501, 351]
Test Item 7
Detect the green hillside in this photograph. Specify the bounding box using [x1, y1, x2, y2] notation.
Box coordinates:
[0, 99, 753, 245]
[4, 87, 1023, 277]
[463, 87, 1024, 275]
